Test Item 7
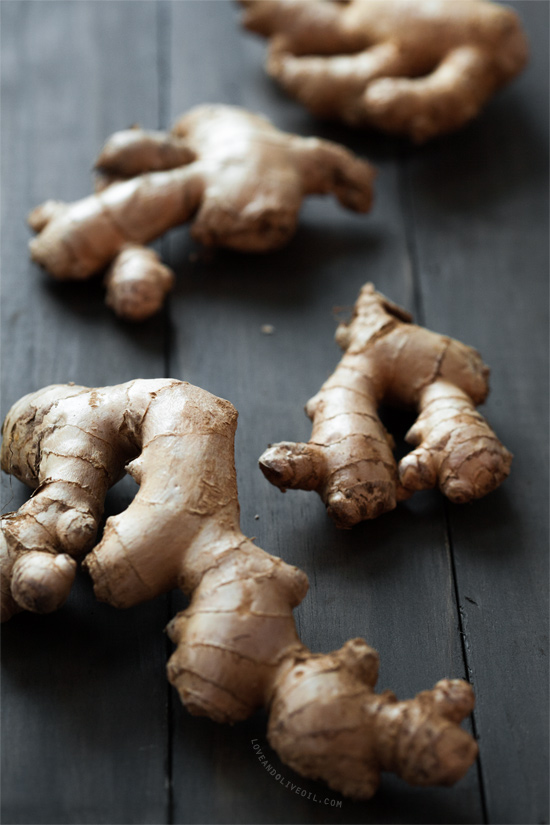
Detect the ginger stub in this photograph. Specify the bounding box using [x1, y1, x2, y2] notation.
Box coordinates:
[1, 379, 477, 799]
[260, 284, 512, 528]
[28, 104, 375, 321]
[240, 0, 528, 142]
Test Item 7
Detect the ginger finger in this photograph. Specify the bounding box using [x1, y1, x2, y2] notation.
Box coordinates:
[92, 128, 196, 193]
[28, 200, 68, 233]
[241, 0, 528, 141]
[291, 135, 375, 210]
[104, 244, 174, 321]
[398, 380, 511, 504]
[1, 382, 128, 618]
[29, 105, 375, 319]
[95, 126, 196, 178]
[1, 378, 478, 799]
[240, 0, 362, 56]
[363, 46, 495, 143]
[268, 42, 413, 123]
[29, 166, 204, 281]
[260, 283, 512, 527]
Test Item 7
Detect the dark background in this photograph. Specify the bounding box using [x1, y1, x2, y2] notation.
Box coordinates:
[1, 2, 548, 824]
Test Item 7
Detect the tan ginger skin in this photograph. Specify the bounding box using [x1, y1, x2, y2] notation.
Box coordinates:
[27, 104, 375, 321]
[260, 284, 512, 528]
[1, 378, 477, 798]
[240, 0, 528, 142]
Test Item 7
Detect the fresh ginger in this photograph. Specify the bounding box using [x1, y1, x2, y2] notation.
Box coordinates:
[260, 284, 512, 528]
[28, 104, 375, 320]
[1, 378, 477, 798]
[240, 0, 528, 142]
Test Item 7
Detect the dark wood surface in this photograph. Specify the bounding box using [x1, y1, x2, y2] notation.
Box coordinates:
[1, 2, 547, 824]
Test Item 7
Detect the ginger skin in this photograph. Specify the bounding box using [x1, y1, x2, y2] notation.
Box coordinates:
[1, 379, 477, 799]
[260, 284, 512, 528]
[28, 105, 375, 320]
[240, 0, 528, 142]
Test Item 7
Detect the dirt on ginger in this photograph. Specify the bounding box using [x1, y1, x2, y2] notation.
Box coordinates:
[27, 104, 375, 321]
[260, 284, 512, 528]
[1, 378, 477, 799]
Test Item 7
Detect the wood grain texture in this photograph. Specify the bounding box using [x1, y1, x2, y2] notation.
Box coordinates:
[1, 2, 547, 824]
[401, 3, 549, 822]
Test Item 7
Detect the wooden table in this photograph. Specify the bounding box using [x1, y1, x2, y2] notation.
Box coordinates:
[1, 2, 548, 823]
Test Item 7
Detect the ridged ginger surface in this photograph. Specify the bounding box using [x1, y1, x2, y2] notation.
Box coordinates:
[240, 0, 528, 142]
[260, 284, 512, 527]
[1, 378, 477, 799]
[28, 104, 375, 320]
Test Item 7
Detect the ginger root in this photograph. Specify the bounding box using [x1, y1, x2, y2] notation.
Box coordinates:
[1, 378, 477, 798]
[240, 0, 528, 142]
[28, 104, 375, 320]
[260, 284, 512, 528]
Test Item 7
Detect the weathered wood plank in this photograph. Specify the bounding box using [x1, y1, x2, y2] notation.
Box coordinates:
[166, 2, 481, 822]
[402, 3, 549, 823]
[1, 3, 169, 823]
